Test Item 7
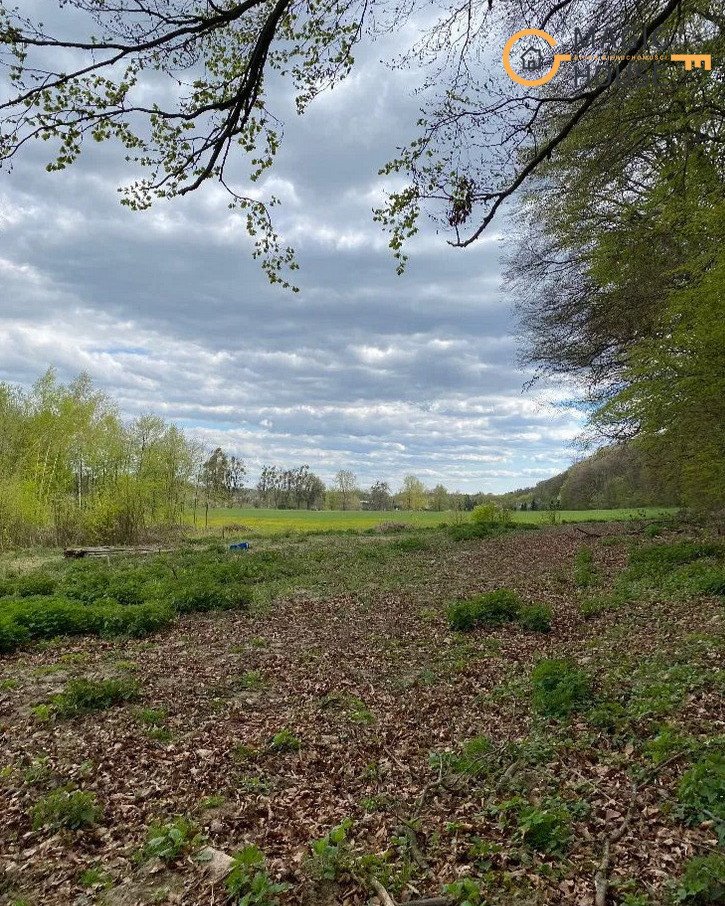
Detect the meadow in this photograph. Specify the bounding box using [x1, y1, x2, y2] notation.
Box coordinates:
[0, 516, 722, 905]
[187, 506, 677, 536]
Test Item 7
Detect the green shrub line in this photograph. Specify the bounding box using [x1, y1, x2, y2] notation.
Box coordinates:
[447, 589, 552, 633]
[579, 539, 725, 619]
[0, 547, 274, 653]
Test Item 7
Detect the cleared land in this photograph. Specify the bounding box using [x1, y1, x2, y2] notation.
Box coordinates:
[186, 506, 676, 535]
[0, 521, 722, 905]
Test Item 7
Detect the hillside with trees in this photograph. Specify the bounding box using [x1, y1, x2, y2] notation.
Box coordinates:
[490, 445, 679, 512]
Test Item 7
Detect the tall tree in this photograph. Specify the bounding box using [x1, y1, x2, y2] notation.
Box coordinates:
[399, 474, 426, 511]
[333, 469, 358, 511]
[505, 9, 724, 506]
[369, 480, 392, 511]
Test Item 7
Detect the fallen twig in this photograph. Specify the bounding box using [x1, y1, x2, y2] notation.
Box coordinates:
[371, 878, 398, 906]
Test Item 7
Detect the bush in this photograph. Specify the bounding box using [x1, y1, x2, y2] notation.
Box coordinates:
[96, 602, 173, 637]
[10, 596, 98, 639]
[51, 677, 140, 717]
[518, 604, 552, 633]
[587, 700, 629, 732]
[447, 599, 481, 631]
[0, 615, 30, 652]
[447, 589, 522, 631]
[701, 573, 725, 596]
[143, 817, 199, 861]
[531, 659, 592, 717]
[677, 754, 725, 843]
[518, 803, 571, 853]
[444, 878, 484, 906]
[674, 854, 725, 903]
[225, 845, 290, 905]
[388, 536, 429, 552]
[471, 503, 511, 526]
[0, 596, 173, 654]
[448, 523, 500, 542]
[31, 788, 101, 831]
[447, 736, 493, 778]
[15, 574, 57, 597]
[628, 542, 722, 579]
[170, 578, 252, 613]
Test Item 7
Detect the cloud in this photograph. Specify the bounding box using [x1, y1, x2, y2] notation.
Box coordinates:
[0, 3, 583, 493]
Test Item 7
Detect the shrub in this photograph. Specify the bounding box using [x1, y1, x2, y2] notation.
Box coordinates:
[674, 854, 725, 903]
[701, 573, 725, 596]
[531, 659, 592, 717]
[447, 599, 480, 631]
[518, 604, 552, 633]
[51, 677, 140, 717]
[10, 597, 98, 639]
[225, 844, 290, 905]
[170, 579, 252, 613]
[15, 574, 57, 597]
[143, 817, 199, 861]
[31, 788, 101, 830]
[374, 522, 407, 533]
[307, 820, 353, 881]
[0, 615, 30, 652]
[447, 589, 521, 631]
[78, 866, 112, 889]
[237, 670, 265, 691]
[628, 542, 722, 578]
[136, 707, 166, 727]
[471, 503, 511, 526]
[518, 803, 571, 852]
[96, 602, 173, 637]
[388, 536, 429, 552]
[0, 597, 173, 653]
[677, 754, 725, 843]
[587, 700, 629, 732]
[268, 728, 300, 753]
[447, 523, 500, 542]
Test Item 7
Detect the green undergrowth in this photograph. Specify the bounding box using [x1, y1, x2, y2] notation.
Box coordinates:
[582, 539, 725, 618]
[46, 677, 140, 718]
[0, 547, 303, 653]
[448, 589, 552, 634]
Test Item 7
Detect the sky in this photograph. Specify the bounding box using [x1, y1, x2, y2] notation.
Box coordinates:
[0, 3, 585, 494]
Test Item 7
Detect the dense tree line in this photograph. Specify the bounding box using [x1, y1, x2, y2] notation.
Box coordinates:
[0, 369, 690, 548]
[489, 445, 679, 512]
[0, 370, 199, 547]
[507, 3, 724, 509]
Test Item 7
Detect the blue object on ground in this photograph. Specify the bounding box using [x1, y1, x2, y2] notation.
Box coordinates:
[229, 541, 250, 551]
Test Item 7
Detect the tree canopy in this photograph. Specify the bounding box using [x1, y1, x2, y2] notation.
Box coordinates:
[0, 1, 711, 281]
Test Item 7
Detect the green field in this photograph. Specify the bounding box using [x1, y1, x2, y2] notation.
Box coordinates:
[187, 506, 677, 536]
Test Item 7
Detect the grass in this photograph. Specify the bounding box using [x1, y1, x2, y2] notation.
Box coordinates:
[187, 506, 676, 535]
